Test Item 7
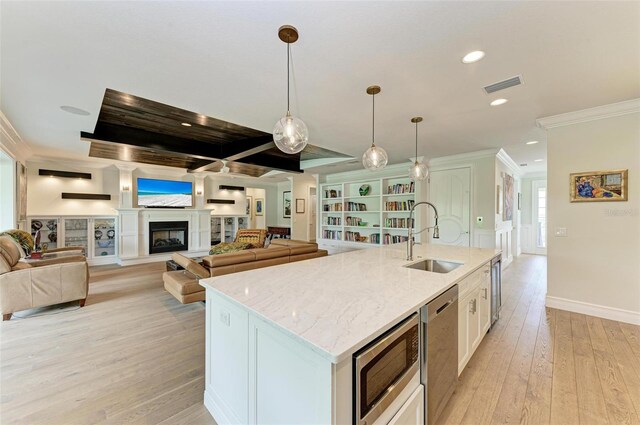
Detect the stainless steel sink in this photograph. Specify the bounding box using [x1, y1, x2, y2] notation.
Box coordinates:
[404, 259, 463, 273]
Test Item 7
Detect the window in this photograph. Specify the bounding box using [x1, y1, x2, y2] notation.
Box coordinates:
[536, 187, 546, 248]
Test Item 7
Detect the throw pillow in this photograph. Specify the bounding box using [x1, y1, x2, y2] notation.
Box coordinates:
[209, 241, 252, 255]
[0, 229, 33, 255]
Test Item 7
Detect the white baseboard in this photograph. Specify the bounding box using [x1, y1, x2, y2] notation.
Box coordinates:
[204, 389, 240, 425]
[546, 295, 640, 325]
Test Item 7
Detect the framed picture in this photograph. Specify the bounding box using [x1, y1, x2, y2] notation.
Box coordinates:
[570, 169, 628, 202]
[496, 185, 503, 215]
[283, 190, 291, 218]
[255, 198, 264, 216]
[503, 174, 514, 221]
[246, 196, 252, 216]
[296, 198, 305, 214]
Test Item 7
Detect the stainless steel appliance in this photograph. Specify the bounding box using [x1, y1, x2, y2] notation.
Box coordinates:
[491, 255, 502, 325]
[420, 285, 458, 424]
[354, 313, 420, 425]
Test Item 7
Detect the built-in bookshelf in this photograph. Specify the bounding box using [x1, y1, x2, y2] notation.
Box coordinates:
[318, 176, 418, 246]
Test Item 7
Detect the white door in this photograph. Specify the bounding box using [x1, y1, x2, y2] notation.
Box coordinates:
[428, 168, 471, 246]
[532, 180, 547, 255]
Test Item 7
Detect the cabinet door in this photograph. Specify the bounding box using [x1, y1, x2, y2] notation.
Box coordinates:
[479, 277, 491, 335]
[210, 216, 222, 245]
[388, 385, 424, 425]
[458, 293, 471, 375]
[63, 218, 89, 255]
[93, 218, 117, 258]
[469, 291, 481, 352]
[30, 217, 59, 250]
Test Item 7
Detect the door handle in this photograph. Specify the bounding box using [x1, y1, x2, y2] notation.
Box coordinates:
[469, 299, 477, 314]
[482, 288, 488, 299]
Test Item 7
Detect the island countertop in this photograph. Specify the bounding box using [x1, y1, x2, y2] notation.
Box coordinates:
[199, 243, 501, 364]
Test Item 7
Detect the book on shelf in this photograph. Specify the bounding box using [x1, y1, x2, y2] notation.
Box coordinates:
[383, 234, 410, 244]
[345, 202, 368, 211]
[325, 217, 341, 226]
[384, 217, 414, 229]
[345, 216, 363, 226]
[323, 203, 343, 211]
[386, 182, 414, 195]
[323, 189, 342, 199]
[322, 230, 342, 240]
[384, 200, 415, 211]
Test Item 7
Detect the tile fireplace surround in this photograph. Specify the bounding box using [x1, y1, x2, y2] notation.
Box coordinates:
[116, 208, 211, 266]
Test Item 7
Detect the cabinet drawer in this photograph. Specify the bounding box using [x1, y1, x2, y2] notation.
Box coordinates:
[458, 262, 490, 298]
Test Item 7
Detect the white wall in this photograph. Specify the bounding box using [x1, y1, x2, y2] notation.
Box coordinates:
[291, 174, 316, 241]
[26, 160, 119, 216]
[546, 110, 640, 324]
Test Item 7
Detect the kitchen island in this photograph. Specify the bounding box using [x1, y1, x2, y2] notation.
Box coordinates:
[200, 243, 500, 424]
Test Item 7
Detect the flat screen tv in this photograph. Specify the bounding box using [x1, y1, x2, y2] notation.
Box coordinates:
[137, 178, 193, 208]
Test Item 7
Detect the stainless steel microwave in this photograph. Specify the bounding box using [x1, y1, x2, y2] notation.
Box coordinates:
[353, 313, 420, 425]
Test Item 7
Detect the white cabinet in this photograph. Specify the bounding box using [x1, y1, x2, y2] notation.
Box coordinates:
[458, 262, 492, 375]
[205, 292, 333, 424]
[210, 215, 249, 245]
[29, 216, 117, 265]
[388, 385, 424, 425]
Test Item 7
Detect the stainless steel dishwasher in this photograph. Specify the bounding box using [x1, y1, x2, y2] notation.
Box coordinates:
[420, 285, 458, 424]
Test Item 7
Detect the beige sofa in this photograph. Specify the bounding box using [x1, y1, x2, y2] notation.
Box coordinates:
[162, 240, 328, 304]
[202, 239, 328, 277]
[0, 236, 89, 321]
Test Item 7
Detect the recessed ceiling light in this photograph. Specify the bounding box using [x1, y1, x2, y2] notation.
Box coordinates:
[181, 122, 192, 127]
[519, 163, 528, 167]
[60, 105, 90, 116]
[526, 140, 539, 145]
[462, 50, 485, 64]
[534, 159, 544, 162]
[490, 98, 508, 106]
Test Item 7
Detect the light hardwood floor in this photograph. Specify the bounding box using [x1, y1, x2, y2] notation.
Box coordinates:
[1, 256, 638, 424]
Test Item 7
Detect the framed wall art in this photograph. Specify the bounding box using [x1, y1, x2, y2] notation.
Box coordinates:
[255, 198, 264, 216]
[570, 169, 628, 202]
[296, 198, 305, 214]
[503, 173, 514, 221]
[283, 190, 291, 218]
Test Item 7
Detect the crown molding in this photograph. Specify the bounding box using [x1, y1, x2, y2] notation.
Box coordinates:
[496, 149, 522, 177]
[536, 98, 640, 129]
[0, 110, 33, 163]
[427, 148, 499, 167]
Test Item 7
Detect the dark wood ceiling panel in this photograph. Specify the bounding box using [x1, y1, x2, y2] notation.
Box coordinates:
[83, 89, 351, 176]
[88, 141, 212, 170]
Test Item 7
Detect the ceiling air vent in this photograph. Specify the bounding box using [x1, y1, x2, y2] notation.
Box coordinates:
[484, 75, 523, 94]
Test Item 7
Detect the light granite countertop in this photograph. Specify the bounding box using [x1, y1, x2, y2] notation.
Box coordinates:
[200, 243, 501, 364]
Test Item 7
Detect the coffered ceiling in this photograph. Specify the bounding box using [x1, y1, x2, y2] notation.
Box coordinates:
[1, 1, 639, 176]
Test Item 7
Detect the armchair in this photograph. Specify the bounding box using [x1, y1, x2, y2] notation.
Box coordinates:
[0, 236, 88, 321]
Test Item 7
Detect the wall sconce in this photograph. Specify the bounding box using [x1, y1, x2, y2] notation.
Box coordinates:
[122, 186, 130, 192]
[196, 190, 203, 196]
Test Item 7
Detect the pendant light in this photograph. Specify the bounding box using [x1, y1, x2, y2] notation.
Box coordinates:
[362, 85, 388, 171]
[273, 25, 308, 154]
[409, 117, 429, 181]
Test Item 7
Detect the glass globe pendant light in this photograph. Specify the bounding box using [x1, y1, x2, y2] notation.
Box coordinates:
[409, 116, 429, 181]
[362, 85, 388, 171]
[273, 25, 308, 154]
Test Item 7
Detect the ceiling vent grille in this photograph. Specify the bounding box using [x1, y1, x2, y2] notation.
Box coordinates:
[484, 75, 523, 94]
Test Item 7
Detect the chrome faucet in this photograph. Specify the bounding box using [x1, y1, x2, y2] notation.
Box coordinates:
[407, 201, 440, 261]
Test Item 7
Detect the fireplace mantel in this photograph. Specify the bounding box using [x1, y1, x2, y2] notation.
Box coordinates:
[116, 208, 211, 266]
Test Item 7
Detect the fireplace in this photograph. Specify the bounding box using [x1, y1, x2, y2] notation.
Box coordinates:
[149, 221, 188, 254]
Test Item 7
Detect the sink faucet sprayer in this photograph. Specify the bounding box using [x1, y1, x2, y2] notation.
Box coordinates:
[407, 201, 440, 261]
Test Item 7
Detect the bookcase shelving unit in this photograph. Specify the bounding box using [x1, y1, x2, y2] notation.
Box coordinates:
[319, 176, 417, 248]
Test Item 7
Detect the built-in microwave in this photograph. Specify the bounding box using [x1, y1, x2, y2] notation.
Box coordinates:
[353, 313, 420, 425]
